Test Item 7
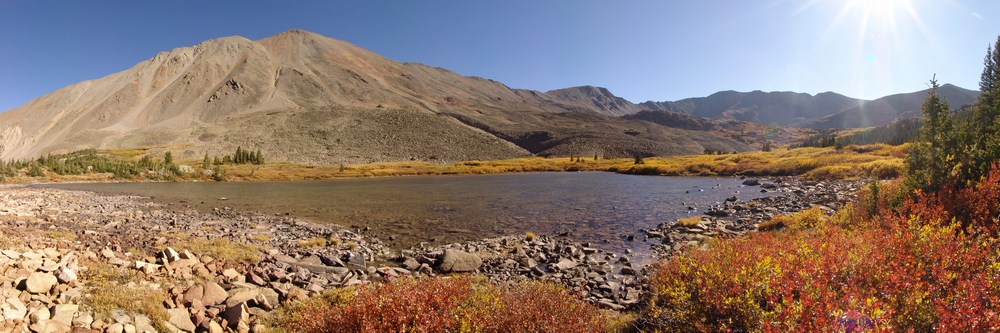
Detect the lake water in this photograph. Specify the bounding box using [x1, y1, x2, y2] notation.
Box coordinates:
[48, 172, 772, 260]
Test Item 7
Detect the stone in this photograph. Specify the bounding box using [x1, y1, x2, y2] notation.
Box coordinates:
[222, 268, 240, 279]
[225, 288, 260, 308]
[2, 297, 27, 321]
[553, 258, 578, 271]
[134, 261, 161, 275]
[29, 306, 51, 323]
[133, 314, 156, 333]
[208, 321, 224, 333]
[221, 303, 249, 329]
[182, 285, 204, 306]
[161, 248, 180, 263]
[31, 319, 71, 333]
[401, 258, 420, 271]
[107, 323, 126, 333]
[57, 268, 78, 284]
[202, 282, 228, 306]
[71, 311, 94, 328]
[166, 308, 196, 332]
[436, 250, 482, 273]
[51, 304, 79, 326]
[742, 179, 761, 186]
[25, 272, 58, 294]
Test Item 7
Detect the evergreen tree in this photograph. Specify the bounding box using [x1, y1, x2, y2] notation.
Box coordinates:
[203, 153, 211, 170]
[235, 147, 244, 164]
[962, 36, 1000, 184]
[907, 77, 957, 192]
[255, 149, 264, 165]
[164, 151, 173, 165]
[213, 156, 222, 166]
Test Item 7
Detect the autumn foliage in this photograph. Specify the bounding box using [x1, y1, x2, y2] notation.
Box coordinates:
[273, 277, 609, 333]
[643, 166, 1000, 332]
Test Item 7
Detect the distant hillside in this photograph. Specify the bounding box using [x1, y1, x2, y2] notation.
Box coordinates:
[543, 86, 641, 116]
[639, 91, 863, 126]
[0, 30, 748, 163]
[798, 84, 979, 129]
[622, 109, 816, 149]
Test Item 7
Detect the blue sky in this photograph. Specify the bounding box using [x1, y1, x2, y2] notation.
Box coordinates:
[2, 0, 998, 112]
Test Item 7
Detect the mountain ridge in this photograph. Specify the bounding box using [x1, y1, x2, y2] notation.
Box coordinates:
[0, 30, 749, 163]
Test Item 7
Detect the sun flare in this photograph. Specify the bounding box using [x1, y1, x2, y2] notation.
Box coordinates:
[847, 0, 909, 18]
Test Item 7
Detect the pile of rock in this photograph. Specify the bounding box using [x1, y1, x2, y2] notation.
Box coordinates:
[401, 234, 644, 310]
[648, 178, 861, 256]
[0, 247, 83, 332]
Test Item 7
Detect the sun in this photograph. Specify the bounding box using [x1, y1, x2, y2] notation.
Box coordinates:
[846, 0, 911, 19]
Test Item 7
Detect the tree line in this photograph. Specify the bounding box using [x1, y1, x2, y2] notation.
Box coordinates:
[908, 36, 1000, 192]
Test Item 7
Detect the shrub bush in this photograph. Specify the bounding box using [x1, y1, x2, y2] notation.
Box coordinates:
[272, 277, 610, 333]
[644, 169, 1000, 332]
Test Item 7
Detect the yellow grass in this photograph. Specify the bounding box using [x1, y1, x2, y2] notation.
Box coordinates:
[676, 216, 703, 228]
[169, 238, 264, 265]
[82, 260, 169, 331]
[9, 144, 906, 183]
[614, 144, 905, 180]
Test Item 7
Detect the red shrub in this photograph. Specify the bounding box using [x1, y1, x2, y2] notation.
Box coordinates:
[276, 277, 608, 333]
[645, 199, 1000, 332]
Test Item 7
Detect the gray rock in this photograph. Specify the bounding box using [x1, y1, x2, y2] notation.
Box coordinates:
[436, 250, 482, 273]
[553, 258, 578, 271]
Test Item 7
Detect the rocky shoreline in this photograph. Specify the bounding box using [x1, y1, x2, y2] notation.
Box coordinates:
[0, 177, 859, 332]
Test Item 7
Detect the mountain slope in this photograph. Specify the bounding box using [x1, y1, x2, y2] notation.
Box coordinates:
[639, 90, 863, 126]
[543, 86, 641, 116]
[799, 84, 980, 128]
[0, 30, 747, 163]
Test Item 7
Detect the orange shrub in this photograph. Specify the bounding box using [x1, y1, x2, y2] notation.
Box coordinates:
[644, 168, 1000, 332]
[274, 277, 608, 333]
[646, 220, 1000, 332]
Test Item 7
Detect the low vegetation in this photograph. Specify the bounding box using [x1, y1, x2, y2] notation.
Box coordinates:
[642, 37, 1000, 332]
[269, 276, 616, 333]
[83, 260, 170, 332]
[167, 237, 264, 265]
[614, 144, 904, 180]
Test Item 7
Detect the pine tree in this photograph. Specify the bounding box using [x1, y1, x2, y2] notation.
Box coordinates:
[966, 36, 1000, 183]
[203, 153, 211, 170]
[235, 147, 243, 164]
[164, 151, 173, 165]
[255, 149, 264, 165]
[907, 77, 957, 192]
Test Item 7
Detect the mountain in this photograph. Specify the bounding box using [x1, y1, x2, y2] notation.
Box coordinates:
[639, 91, 863, 126]
[798, 84, 980, 129]
[0, 30, 747, 163]
[622, 110, 814, 148]
[543, 86, 641, 116]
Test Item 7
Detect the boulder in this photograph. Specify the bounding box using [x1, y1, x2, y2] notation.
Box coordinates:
[50, 304, 78, 326]
[30, 319, 71, 333]
[25, 272, 58, 294]
[221, 303, 249, 329]
[166, 308, 196, 332]
[201, 282, 228, 306]
[436, 250, 482, 273]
